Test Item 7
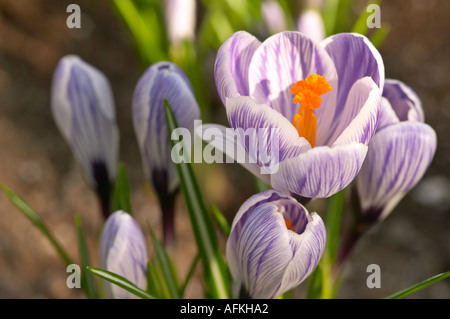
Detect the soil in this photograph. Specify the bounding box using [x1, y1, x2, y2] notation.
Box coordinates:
[0, 0, 448, 299]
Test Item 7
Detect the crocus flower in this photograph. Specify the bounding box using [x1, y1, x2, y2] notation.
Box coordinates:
[99, 210, 148, 299]
[355, 79, 437, 222]
[212, 31, 383, 199]
[165, 0, 196, 47]
[227, 190, 326, 299]
[132, 61, 200, 246]
[51, 55, 119, 218]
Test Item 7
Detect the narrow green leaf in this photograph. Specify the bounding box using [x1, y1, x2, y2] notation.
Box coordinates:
[148, 224, 180, 299]
[74, 215, 98, 299]
[87, 266, 154, 299]
[146, 260, 165, 299]
[384, 271, 450, 299]
[0, 183, 73, 266]
[211, 205, 231, 237]
[112, 163, 132, 214]
[369, 22, 391, 48]
[164, 100, 229, 299]
[351, 0, 382, 35]
[306, 264, 324, 299]
[179, 253, 201, 298]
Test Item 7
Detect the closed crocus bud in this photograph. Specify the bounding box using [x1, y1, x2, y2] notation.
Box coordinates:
[227, 190, 326, 299]
[165, 0, 196, 46]
[296, 8, 326, 43]
[356, 79, 437, 223]
[132, 61, 200, 246]
[51, 55, 119, 219]
[99, 210, 148, 299]
[261, 0, 287, 34]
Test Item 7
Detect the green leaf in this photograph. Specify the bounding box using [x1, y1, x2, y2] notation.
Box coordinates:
[146, 260, 164, 298]
[384, 271, 450, 299]
[87, 266, 155, 299]
[306, 264, 323, 299]
[148, 224, 180, 299]
[164, 100, 230, 299]
[211, 205, 231, 237]
[324, 190, 345, 263]
[179, 253, 201, 298]
[74, 215, 98, 299]
[112, 163, 132, 214]
[253, 176, 271, 193]
[0, 183, 73, 266]
[351, 0, 382, 35]
[369, 22, 391, 48]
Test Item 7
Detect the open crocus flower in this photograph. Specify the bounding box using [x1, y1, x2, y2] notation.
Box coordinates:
[212, 31, 383, 198]
[227, 190, 326, 299]
[356, 79, 437, 222]
[51, 55, 119, 218]
[100, 210, 148, 299]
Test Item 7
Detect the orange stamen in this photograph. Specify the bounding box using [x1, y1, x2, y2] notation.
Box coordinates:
[291, 74, 332, 147]
[285, 218, 296, 231]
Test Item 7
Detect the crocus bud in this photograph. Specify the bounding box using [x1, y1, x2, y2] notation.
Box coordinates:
[356, 79, 437, 223]
[227, 190, 326, 299]
[296, 8, 326, 42]
[99, 210, 148, 299]
[261, 0, 287, 34]
[51, 55, 119, 218]
[165, 0, 196, 46]
[132, 61, 200, 246]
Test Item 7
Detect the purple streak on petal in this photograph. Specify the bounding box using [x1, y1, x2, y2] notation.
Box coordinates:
[377, 97, 400, 131]
[356, 122, 437, 219]
[383, 79, 424, 122]
[248, 31, 338, 122]
[329, 77, 381, 146]
[225, 96, 311, 164]
[322, 33, 384, 132]
[214, 31, 261, 105]
[271, 142, 368, 198]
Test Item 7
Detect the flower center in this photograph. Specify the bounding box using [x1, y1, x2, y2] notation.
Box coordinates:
[290, 74, 332, 147]
[284, 218, 296, 231]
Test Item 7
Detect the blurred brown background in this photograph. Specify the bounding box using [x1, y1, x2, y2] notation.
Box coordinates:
[0, 0, 448, 298]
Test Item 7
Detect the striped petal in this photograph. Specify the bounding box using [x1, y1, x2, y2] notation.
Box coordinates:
[356, 122, 437, 220]
[99, 211, 148, 299]
[214, 31, 261, 106]
[248, 31, 338, 122]
[226, 190, 325, 299]
[328, 77, 381, 146]
[271, 142, 368, 198]
[321, 33, 384, 134]
[382, 79, 424, 123]
[132, 61, 200, 194]
[51, 55, 119, 189]
[226, 96, 311, 167]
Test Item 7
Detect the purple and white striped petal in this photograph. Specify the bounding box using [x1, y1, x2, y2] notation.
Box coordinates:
[383, 79, 424, 123]
[226, 190, 325, 299]
[328, 77, 381, 146]
[226, 96, 311, 165]
[321, 33, 384, 133]
[377, 97, 400, 131]
[271, 142, 368, 198]
[51, 55, 119, 189]
[296, 9, 326, 43]
[100, 210, 148, 299]
[356, 122, 437, 220]
[132, 61, 200, 195]
[214, 31, 261, 106]
[248, 31, 338, 122]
